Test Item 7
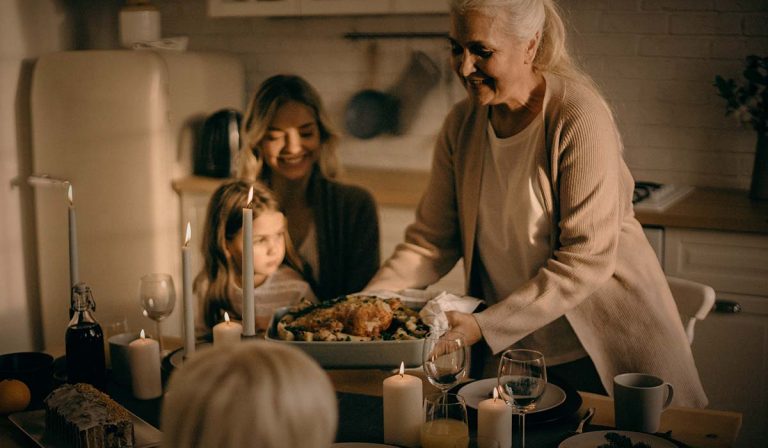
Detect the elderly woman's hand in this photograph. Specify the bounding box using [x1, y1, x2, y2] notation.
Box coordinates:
[445, 311, 483, 346]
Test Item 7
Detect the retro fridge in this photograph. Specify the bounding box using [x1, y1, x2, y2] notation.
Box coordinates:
[31, 50, 244, 354]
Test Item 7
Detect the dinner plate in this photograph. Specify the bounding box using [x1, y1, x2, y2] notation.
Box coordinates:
[9, 408, 162, 448]
[559, 430, 677, 448]
[458, 378, 566, 412]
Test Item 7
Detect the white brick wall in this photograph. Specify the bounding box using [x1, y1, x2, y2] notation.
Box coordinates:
[154, 0, 767, 189]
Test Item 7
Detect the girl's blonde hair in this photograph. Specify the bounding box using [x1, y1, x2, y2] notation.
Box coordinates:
[195, 179, 304, 330]
[161, 341, 338, 448]
[238, 74, 340, 182]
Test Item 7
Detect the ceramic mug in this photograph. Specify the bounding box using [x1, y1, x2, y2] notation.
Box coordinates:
[613, 373, 674, 433]
[108, 332, 140, 385]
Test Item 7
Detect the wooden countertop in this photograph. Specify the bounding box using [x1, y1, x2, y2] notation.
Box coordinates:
[174, 170, 768, 235]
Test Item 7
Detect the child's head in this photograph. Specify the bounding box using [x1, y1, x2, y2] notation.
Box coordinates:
[239, 74, 340, 182]
[161, 341, 338, 448]
[197, 180, 303, 328]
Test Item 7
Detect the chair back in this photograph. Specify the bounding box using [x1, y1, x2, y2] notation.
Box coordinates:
[666, 276, 716, 345]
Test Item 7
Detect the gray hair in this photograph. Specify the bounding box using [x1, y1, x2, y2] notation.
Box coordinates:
[449, 0, 590, 87]
[161, 341, 338, 448]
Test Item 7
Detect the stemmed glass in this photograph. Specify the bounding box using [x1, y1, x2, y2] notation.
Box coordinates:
[423, 330, 468, 400]
[497, 349, 547, 448]
[138, 273, 176, 355]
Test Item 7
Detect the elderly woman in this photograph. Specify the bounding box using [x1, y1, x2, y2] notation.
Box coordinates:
[366, 0, 707, 407]
[239, 75, 380, 301]
[161, 341, 338, 448]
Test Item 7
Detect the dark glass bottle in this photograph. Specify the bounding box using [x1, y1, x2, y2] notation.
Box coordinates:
[65, 282, 106, 390]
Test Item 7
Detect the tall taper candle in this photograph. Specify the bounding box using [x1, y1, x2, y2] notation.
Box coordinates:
[242, 186, 255, 336]
[182, 222, 195, 358]
[67, 184, 79, 287]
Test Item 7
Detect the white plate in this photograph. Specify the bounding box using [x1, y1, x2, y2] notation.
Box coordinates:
[331, 444, 400, 448]
[458, 378, 566, 412]
[9, 408, 161, 448]
[559, 430, 677, 448]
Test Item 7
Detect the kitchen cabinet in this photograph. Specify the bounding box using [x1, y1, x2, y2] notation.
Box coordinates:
[661, 227, 768, 448]
[207, 0, 447, 17]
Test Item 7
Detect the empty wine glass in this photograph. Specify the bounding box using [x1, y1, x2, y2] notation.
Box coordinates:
[497, 349, 547, 448]
[423, 330, 468, 400]
[138, 273, 176, 355]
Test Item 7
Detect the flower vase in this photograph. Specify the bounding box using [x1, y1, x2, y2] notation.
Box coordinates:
[750, 132, 768, 200]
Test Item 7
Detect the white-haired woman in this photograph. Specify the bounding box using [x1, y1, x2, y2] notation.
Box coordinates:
[161, 341, 338, 448]
[366, 0, 707, 407]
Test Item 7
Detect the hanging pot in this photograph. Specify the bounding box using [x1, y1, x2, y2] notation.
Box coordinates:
[345, 42, 400, 139]
[387, 50, 441, 135]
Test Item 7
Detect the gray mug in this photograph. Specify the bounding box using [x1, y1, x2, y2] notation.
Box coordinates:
[108, 332, 140, 385]
[613, 373, 674, 433]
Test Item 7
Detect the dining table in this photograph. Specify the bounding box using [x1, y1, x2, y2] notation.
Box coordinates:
[1, 341, 743, 448]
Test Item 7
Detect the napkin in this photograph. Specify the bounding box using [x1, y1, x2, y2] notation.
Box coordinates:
[416, 291, 482, 333]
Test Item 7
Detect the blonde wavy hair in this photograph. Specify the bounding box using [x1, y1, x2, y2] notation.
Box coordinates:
[238, 74, 340, 182]
[161, 341, 338, 448]
[194, 179, 304, 330]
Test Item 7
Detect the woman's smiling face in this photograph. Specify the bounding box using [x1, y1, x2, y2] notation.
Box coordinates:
[258, 100, 321, 181]
[450, 10, 537, 109]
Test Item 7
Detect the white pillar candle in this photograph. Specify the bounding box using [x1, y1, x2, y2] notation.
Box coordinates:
[242, 186, 255, 337]
[182, 222, 195, 358]
[67, 184, 79, 287]
[128, 329, 162, 400]
[383, 362, 423, 448]
[478, 387, 512, 448]
[213, 312, 242, 346]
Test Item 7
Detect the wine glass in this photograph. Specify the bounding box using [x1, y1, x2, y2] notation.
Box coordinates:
[138, 273, 176, 355]
[421, 392, 469, 448]
[497, 349, 547, 448]
[423, 330, 468, 400]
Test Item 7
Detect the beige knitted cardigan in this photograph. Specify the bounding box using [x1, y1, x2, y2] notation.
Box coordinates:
[368, 73, 708, 407]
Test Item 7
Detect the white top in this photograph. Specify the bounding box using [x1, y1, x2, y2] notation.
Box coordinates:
[229, 265, 317, 314]
[476, 113, 586, 366]
[298, 222, 320, 284]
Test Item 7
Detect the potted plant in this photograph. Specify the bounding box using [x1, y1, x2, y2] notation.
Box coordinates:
[715, 55, 768, 200]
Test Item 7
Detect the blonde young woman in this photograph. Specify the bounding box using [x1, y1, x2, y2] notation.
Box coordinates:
[195, 179, 315, 334]
[366, 0, 707, 407]
[161, 341, 338, 448]
[239, 75, 380, 301]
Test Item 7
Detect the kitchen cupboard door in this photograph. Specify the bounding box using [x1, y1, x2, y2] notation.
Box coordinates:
[690, 292, 768, 448]
[207, 0, 300, 17]
[391, 0, 449, 13]
[299, 0, 390, 15]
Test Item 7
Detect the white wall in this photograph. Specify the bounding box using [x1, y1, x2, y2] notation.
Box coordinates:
[0, 0, 73, 353]
[156, 0, 768, 189]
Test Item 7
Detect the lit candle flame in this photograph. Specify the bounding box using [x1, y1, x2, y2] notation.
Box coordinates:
[493, 386, 499, 401]
[67, 184, 73, 206]
[184, 222, 191, 247]
[399, 361, 405, 377]
[224, 312, 231, 323]
[140, 329, 146, 339]
[246, 186, 254, 206]
[142, 309, 148, 317]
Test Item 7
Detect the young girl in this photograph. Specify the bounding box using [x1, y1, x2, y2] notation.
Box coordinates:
[195, 179, 315, 334]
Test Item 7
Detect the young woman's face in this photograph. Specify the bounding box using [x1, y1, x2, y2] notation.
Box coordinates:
[258, 100, 321, 181]
[449, 11, 537, 108]
[227, 209, 287, 285]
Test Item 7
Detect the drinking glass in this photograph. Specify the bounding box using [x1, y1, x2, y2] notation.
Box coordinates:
[421, 392, 469, 448]
[497, 349, 547, 448]
[138, 273, 176, 355]
[423, 330, 468, 401]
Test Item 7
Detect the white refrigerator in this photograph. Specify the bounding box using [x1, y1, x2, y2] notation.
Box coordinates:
[31, 50, 244, 354]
